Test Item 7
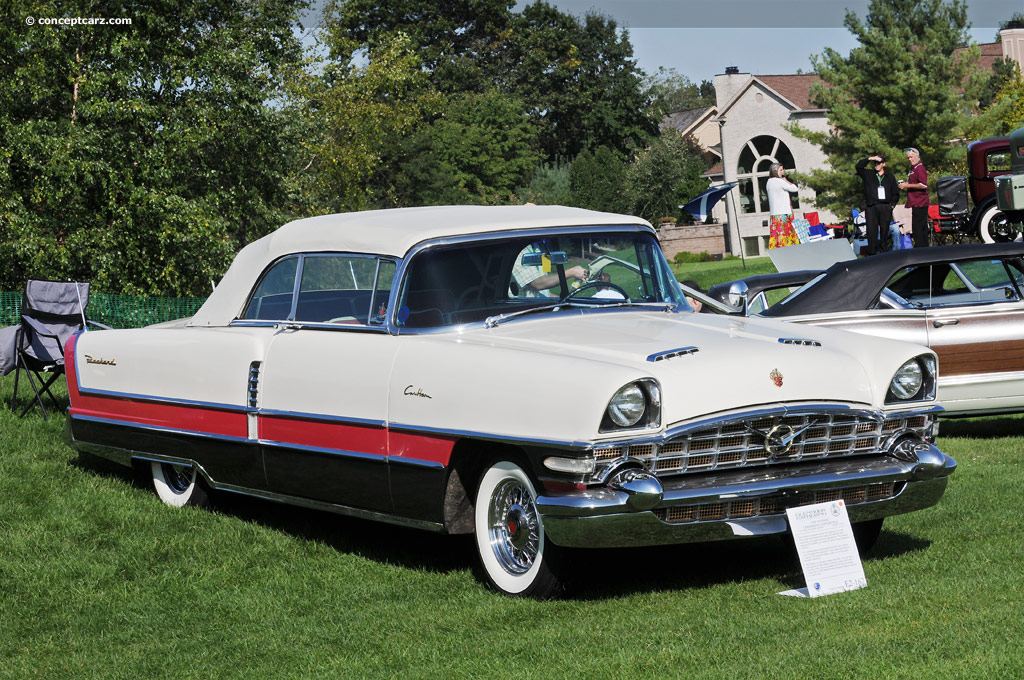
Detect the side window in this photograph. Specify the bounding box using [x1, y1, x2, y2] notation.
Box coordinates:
[369, 260, 396, 324]
[242, 257, 298, 320]
[986, 151, 1011, 175]
[295, 255, 379, 323]
[889, 260, 1022, 308]
[241, 254, 394, 324]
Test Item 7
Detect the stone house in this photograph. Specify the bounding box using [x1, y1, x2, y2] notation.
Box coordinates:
[667, 27, 1024, 257]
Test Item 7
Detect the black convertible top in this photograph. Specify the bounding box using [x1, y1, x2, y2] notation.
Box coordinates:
[760, 243, 1024, 317]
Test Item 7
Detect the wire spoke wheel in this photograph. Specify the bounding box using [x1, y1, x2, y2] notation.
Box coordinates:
[488, 478, 541, 574]
[474, 460, 562, 598]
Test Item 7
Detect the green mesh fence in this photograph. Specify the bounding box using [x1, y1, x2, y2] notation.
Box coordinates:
[1, 291, 208, 329]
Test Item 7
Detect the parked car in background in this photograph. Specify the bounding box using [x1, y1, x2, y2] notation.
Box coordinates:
[65, 206, 956, 598]
[723, 243, 1024, 417]
[958, 136, 1015, 243]
[707, 270, 823, 316]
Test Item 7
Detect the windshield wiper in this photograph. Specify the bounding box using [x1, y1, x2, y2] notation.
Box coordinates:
[484, 299, 679, 328]
[484, 301, 587, 328]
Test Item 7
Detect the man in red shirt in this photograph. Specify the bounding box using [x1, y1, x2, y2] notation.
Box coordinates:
[899, 148, 929, 247]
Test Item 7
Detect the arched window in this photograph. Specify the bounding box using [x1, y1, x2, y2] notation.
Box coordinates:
[736, 136, 799, 214]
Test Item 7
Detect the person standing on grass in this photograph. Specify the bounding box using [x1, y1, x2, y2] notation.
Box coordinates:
[855, 154, 900, 255]
[766, 163, 799, 249]
[899, 147, 930, 248]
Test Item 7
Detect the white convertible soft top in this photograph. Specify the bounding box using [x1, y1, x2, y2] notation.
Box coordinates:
[188, 205, 652, 327]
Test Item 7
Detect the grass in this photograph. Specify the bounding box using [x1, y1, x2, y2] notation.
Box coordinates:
[671, 256, 778, 293]
[3, 373, 1024, 678]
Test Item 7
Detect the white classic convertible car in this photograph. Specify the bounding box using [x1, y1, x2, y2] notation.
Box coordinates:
[65, 206, 956, 598]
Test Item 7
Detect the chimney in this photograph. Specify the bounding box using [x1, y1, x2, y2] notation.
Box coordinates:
[715, 67, 748, 108]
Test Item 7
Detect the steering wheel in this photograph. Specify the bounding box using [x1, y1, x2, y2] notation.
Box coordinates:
[564, 281, 630, 301]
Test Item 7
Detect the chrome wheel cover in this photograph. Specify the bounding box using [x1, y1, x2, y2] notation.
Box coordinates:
[162, 463, 195, 494]
[487, 478, 540, 575]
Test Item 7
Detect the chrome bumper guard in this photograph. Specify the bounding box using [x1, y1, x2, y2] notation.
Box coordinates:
[538, 442, 956, 548]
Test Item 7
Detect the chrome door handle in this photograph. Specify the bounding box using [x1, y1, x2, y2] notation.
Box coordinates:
[933, 318, 960, 327]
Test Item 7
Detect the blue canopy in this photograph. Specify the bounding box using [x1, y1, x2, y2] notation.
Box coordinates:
[680, 182, 737, 222]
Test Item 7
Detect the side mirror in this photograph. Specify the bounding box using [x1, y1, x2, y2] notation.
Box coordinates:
[728, 280, 749, 311]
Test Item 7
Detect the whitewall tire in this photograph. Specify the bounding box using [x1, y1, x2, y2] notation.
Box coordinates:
[474, 460, 562, 598]
[151, 461, 210, 508]
[977, 204, 1019, 243]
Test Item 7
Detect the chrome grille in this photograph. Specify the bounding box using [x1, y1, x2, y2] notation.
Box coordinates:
[593, 411, 932, 478]
[653, 482, 901, 524]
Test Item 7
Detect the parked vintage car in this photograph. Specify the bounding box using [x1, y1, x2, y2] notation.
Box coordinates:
[65, 206, 956, 598]
[721, 243, 1024, 417]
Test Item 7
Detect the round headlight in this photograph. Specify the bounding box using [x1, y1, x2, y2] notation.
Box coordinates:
[891, 359, 924, 400]
[608, 384, 646, 427]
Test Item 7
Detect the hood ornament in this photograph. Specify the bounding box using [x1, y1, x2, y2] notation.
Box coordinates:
[770, 368, 783, 387]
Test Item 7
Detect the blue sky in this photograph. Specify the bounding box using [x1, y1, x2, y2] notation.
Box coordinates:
[300, 1, 1017, 85]
[513, 0, 1016, 84]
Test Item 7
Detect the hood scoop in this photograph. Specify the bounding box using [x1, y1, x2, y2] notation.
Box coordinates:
[779, 338, 822, 347]
[647, 346, 700, 362]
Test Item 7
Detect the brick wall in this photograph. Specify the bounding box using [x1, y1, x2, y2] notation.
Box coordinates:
[658, 223, 727, 258]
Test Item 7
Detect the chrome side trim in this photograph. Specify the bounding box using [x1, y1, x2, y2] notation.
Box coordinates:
[386, 421, 592, 450]
[73, 385, 250, 413]
[229, 320, 389, 333]
[260, 439, 385, 461]
[71, 414, 252, 444]
[938, 369, 1024, 386]
[259, 409, 386, 429]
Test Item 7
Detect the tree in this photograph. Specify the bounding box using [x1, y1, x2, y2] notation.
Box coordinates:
[627, 133, 708, 225]
[393, 90, 541, 206]
[507, 4, 657, 160]
[644, 68, 716, 118]
[515, 162, 572, 206]
[790, 0, 984, 214]
[568, 146, 631, 214]
[0, 0, 308, 296]
[319, 0, 658, 165]
[291, 31, 441, 213]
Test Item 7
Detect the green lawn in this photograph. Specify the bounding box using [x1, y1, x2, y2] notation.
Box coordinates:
[2, 379, 1023, 678]
[671, 256, 778, 293]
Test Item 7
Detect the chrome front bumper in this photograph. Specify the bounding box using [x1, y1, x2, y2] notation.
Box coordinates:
[538, 443, 956, 548]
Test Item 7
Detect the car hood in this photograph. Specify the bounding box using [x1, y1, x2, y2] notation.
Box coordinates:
[455, 309, 916, 423]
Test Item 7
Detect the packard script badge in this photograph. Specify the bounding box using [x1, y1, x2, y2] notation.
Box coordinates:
[769, 368, 783, 387]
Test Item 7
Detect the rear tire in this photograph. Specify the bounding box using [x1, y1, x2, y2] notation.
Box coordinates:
[474, 460, 562, 599]
[977, 204, 1019, 243]
[151, 461, 210, 508]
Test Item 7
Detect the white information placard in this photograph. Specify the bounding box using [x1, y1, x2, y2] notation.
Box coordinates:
[781, 500, 867, 598]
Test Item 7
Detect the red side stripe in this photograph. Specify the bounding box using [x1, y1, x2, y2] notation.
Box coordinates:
[67, 335, 455, 464]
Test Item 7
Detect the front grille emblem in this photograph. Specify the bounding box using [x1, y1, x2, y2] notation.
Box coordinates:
[746, 419, 821, 460]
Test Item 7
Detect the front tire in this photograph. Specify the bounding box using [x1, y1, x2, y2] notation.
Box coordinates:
[977, 204, 1019, 243]
[151, 461, 210, 508]
[474, 460, 562, 599]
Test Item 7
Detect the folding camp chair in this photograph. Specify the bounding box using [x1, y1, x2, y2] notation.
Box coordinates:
[8, 280, 109, 420]
[930, 176, 972, 245]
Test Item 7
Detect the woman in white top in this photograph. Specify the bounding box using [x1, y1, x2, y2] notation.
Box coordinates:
[766, 163, 799, 248]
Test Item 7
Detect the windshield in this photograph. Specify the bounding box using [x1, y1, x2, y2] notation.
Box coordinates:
[759, 273, 826, 313]
[396, 231, 688, 328]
